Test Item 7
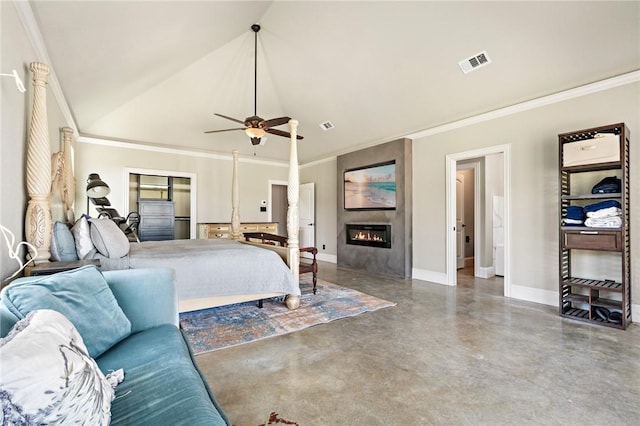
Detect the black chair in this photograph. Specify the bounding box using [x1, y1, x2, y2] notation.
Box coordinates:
[96, 207, 140, 242]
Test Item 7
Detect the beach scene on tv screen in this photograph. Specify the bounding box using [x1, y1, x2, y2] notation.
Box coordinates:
[344, 163, 396, 209]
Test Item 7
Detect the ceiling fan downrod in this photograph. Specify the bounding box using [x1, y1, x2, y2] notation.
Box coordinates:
[251, 24, 260, 117]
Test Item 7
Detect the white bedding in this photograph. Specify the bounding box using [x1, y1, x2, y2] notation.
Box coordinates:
[94, 239, 299, 302]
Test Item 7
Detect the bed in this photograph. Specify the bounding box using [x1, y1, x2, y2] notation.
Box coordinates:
[22, 61, 303, 312]
[94, 238, 299, 312]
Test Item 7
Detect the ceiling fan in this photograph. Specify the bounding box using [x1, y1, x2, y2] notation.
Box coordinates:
[205, 24, 304, 146]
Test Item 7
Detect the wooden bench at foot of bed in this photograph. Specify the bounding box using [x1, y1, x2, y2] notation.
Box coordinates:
[242, 232, 318, 295]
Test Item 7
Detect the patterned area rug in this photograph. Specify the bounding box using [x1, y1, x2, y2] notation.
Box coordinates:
[179, 277, 395, 354]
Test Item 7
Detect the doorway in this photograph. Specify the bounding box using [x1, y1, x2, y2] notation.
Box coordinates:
[446, 145, 511, 297]
[124, 168, 197, 239]
[456, 161, 481, 277]
[268, 180, 316, 252]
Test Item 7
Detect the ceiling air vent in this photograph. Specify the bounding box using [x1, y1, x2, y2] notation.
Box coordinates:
[459, 51, 491, 74]
[319, 121, 335, 131]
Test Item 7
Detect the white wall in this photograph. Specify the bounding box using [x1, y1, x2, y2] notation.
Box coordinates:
[412, 82, 639, 304]
[300, 158, 337, 260]
[0, 2, 68, 282]
[74, 140, 290, 226]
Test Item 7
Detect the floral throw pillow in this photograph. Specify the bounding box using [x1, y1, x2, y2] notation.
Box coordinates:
[0, 310, 119, 425]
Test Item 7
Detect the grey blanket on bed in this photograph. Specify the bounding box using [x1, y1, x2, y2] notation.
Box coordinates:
[96, 239, 299, 300]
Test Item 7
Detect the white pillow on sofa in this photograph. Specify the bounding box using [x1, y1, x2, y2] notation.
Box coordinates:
[0, 309, 116, 425]
[89, 218, 130, 258]
[71, 216, 95, 259]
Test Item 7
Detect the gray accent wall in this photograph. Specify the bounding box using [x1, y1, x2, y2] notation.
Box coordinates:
[337, 138, 412, 278]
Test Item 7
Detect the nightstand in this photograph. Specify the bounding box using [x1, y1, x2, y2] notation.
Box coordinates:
[26, 259, 101, 276]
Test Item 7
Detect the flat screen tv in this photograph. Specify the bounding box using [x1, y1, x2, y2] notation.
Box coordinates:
[344, 160, 396, 210]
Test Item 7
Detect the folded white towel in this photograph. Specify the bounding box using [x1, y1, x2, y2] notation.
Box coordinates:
[585, 216, 622, 228]
[562, 218, 583, 225]
[586, 207, 622, 218]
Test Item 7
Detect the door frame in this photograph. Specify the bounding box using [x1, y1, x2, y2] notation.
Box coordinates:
[298, 182, 316, 251]
[456, 161, 481, 277]
[445, 144, 511, 297]
[123, 167, 197, 239]
[267, 180, 288, 223]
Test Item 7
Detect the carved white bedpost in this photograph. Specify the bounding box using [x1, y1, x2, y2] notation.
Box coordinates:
[230, 149, 241, 240]
[285, 119, 301, 309]
[51, 127, 76, 224]
[25, 62, 52, 263]
[61, 127, 76, 223]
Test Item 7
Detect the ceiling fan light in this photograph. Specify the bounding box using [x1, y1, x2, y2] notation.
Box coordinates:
[245, 127, 266, 138]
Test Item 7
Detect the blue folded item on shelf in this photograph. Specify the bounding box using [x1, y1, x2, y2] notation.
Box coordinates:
[565, 205, 585, 220]
[591, 176, 621, 194]
[583, 199, 621, 213]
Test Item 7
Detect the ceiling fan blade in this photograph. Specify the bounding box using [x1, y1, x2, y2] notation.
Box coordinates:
[266, 128, 304, 140]
[204, 128, 245, 134]
[214, 113, 246, 125]
[262, 116, 291, 128]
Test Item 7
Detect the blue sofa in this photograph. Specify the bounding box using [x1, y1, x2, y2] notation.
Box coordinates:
[0, 266, 230, 425]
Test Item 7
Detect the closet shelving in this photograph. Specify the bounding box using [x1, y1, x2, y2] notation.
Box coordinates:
[558, 123, 631, 329]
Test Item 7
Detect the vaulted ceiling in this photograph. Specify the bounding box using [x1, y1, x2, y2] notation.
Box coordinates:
[29, 1, 640, 163]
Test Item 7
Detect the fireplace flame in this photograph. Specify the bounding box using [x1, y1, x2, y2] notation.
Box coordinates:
[353, 231, 384, 242]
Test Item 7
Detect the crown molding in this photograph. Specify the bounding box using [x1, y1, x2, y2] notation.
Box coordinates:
[13, 0, 78, 136]
[405, 70, 640, 141]
[77, 134, 289, 168]
[300, 155, 337, 169]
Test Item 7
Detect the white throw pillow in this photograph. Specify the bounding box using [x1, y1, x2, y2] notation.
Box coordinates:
[0, 309, 116, 425]
[71, 216, 95, 259]
[89, 218, 130, 258]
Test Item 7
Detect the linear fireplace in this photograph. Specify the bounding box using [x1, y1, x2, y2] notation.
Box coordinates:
[346, 224, 391, 249]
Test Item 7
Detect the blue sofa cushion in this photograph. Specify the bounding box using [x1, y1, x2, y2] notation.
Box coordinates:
[0, 265, 131, 358]
[96, 324, 230, 426]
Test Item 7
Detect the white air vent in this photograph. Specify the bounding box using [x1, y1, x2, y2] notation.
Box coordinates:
[319, 121, 335, 131]
[459, 51, 491, 74]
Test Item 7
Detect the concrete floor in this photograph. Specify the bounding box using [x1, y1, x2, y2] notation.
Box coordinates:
[196, 262, 640, 426]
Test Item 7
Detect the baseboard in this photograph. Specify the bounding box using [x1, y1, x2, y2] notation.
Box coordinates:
[477, 266, 495, 279]
[317, 253, 337, 263]
[412, 268, 450, 286]
[510, 285, 558, 307]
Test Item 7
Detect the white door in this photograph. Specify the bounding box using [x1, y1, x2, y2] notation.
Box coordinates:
[299, 183, 315, 255]
[456, 174, 465, 269]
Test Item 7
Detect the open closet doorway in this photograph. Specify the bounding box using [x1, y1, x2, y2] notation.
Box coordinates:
[124, 168, 197, 239]
[446, 145, 511, 297]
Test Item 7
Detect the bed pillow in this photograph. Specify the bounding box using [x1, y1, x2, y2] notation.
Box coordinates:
[50, 221, 79, 262]
[0, 309, 115, 425]
[89, 218, 130, 258]
[71, 216, 95, 259]
[0, 265, 131, 358]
